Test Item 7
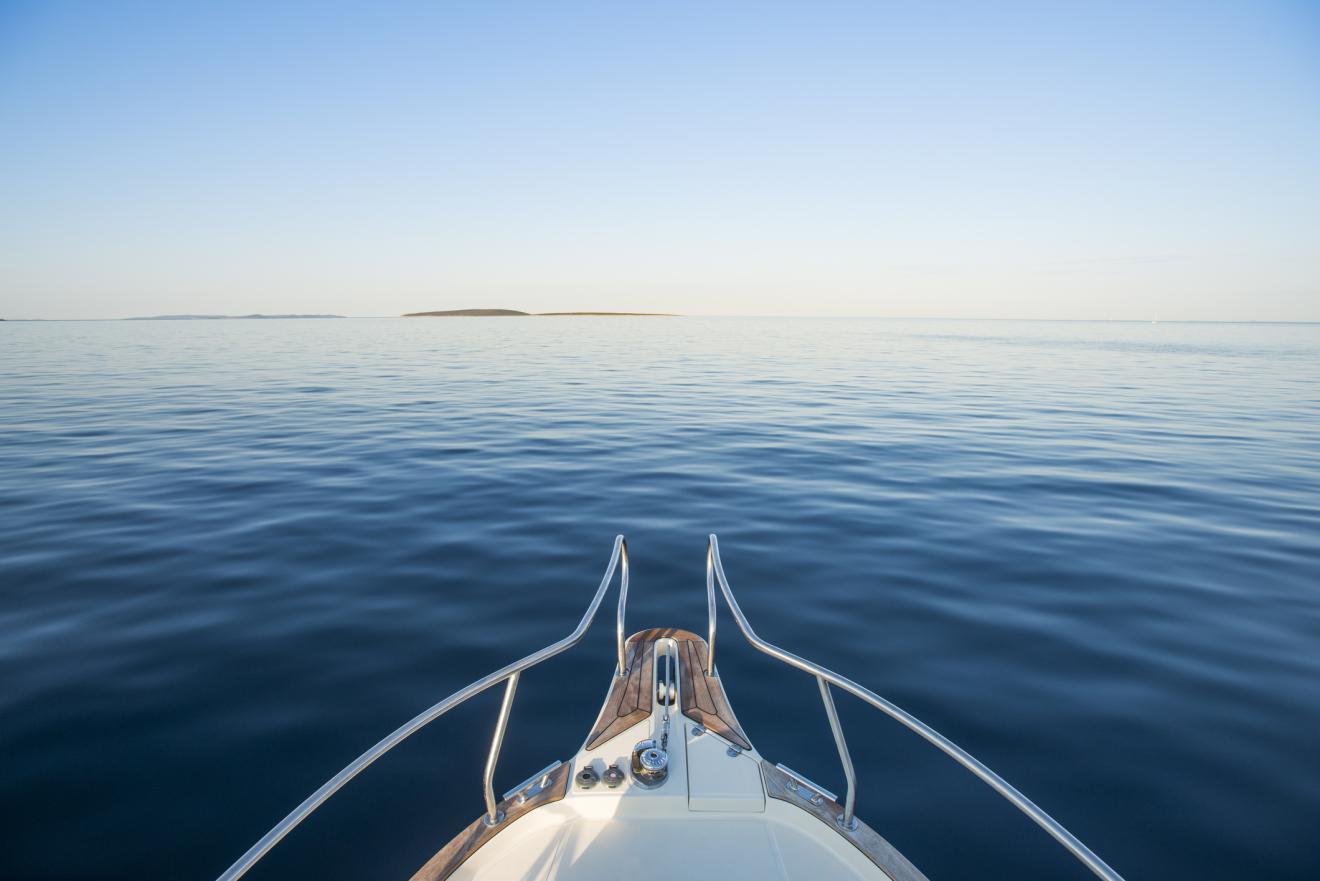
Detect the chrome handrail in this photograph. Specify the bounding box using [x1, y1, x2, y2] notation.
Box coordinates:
[215, 535, 630, 881]
[704, 534, 1126, 881]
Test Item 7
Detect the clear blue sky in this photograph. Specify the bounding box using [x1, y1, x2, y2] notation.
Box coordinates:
[2, 1, 1317, 319]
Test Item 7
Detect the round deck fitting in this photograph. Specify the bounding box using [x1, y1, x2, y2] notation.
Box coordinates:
[576, 766, 599, 789]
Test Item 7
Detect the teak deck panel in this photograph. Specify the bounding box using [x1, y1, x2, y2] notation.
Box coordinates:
[584, 628, 751, 752]
[582, 630, 655, 749]
[677, 637, 752, 751]
[409, 761, 571, 881]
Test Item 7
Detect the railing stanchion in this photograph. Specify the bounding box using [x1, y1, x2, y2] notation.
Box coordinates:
[705, 538, 717, 676]
[615, 538, 630, 677]
[817, 675, 857, 830]
[482, 672, 520, 826]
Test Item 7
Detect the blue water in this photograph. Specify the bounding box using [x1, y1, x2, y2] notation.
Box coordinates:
[2, 317, 1319, 880]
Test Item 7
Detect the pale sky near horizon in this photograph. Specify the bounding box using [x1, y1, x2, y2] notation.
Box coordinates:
[2, 2, 1318, 321]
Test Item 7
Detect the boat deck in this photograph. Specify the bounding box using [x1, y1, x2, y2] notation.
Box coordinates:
[413, 630, 924, 881]
[426, 798, 917, 881]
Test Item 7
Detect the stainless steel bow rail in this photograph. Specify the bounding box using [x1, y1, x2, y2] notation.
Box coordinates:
[214, 535, 630, 881]
[705, 533, 1126, 881]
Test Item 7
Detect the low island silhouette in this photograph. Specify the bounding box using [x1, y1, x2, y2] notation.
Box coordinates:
[127, 314, 344, 320]
[403, 308, 677, 317]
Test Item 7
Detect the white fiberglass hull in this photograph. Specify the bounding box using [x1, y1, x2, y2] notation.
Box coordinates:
[413, 629, 925, 881]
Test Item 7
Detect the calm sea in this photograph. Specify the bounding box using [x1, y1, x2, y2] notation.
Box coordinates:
[2, 317, 1318, 880]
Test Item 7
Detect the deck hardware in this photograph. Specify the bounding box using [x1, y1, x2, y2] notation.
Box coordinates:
[786, 783, 826, 807]
[690, 725, 705, 737]
[656, 639, 677, 750]
[656, 651, 677, 705]
[602, 764, 625, 788]
[836, 812, 860, 832]
[631, 739, 669, 788]
[777, 763, 835, 807]
[576, 765, 600, 789]
[504, 761, 564, 804]
[726, 745, 743, 758]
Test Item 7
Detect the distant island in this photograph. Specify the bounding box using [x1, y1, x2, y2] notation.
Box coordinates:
[404, 309, 530, 317]
[403, 308, 678, 317]
[126, 314, 344, 320]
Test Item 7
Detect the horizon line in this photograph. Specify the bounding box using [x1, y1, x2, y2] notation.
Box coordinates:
[5, 315, 1320, 325]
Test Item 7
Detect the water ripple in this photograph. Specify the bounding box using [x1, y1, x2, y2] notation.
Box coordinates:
[1, 318, 1318, 880]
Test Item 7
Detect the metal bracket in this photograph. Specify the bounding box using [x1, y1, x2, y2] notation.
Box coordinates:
[775, 763, 836, 807]
[503, 760, 564, 805]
